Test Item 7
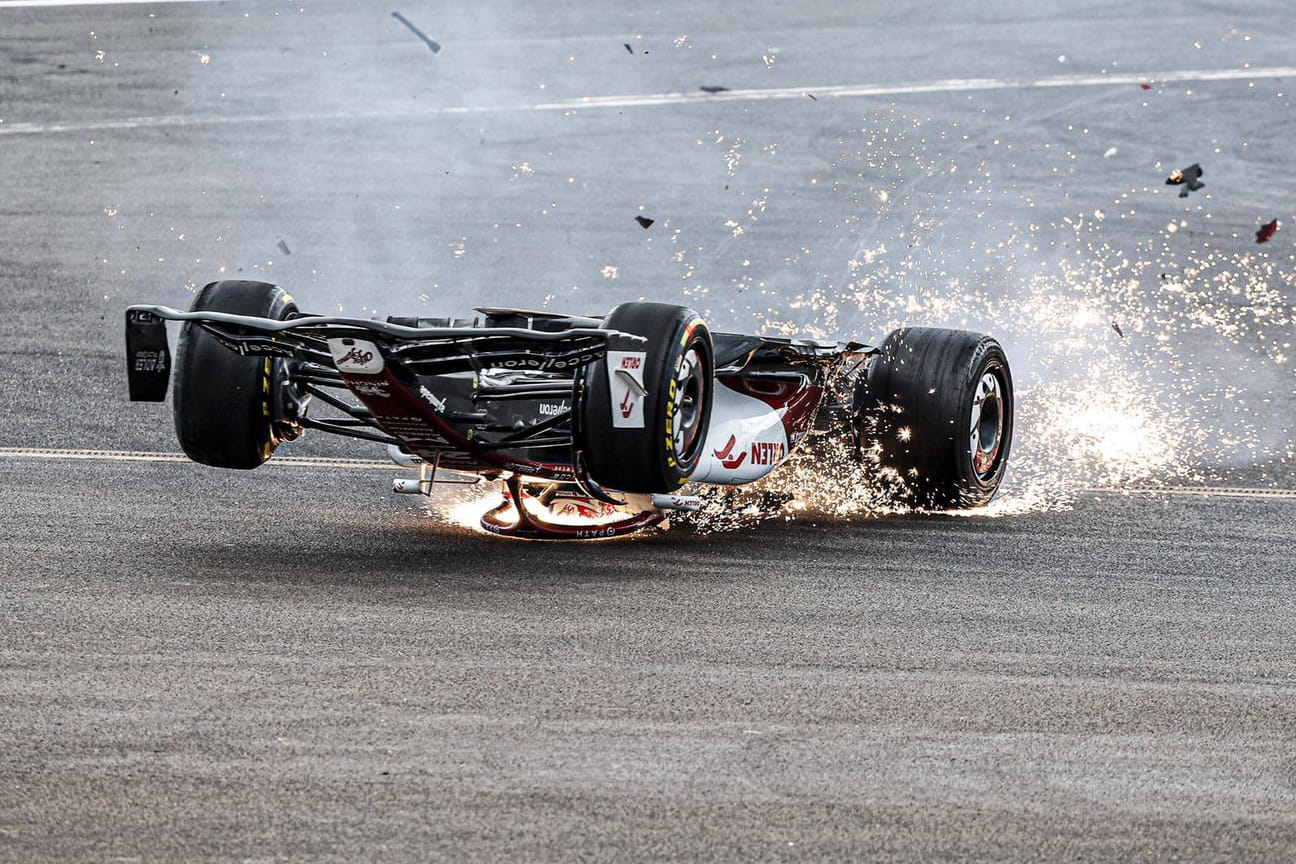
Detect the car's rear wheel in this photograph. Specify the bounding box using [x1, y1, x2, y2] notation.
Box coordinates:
[173, 280, 298, 469]
[578, 302, 714, 493]
[853, 327, 1013, 508]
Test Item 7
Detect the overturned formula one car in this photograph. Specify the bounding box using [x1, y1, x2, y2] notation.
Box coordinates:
[126, 280, 1013, 539]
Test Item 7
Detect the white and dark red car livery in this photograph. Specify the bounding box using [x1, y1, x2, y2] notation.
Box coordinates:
[126, 280, 1014, 539]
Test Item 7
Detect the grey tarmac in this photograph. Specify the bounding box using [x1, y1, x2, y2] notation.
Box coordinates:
[1, 1, 1294, 861]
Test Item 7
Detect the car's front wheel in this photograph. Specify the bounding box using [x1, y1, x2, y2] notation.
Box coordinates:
[853, 327, 1013, 508]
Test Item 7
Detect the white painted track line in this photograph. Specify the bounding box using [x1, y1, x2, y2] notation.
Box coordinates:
[1, 66, 1294, 137]
[0, 0, 224, 8]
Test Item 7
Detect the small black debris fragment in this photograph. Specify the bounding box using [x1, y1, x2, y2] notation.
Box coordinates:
[1165, 163, 1204, 197]
[392, 11, 442, 54]
[1255, 218, 1279, 243]
[634, 215, 654, 229]
[277, 239, 292, 255]
[624, 43, 634, 54]
[806, 92, 817, 101]
[1111, 321, 1124, 338]
[699, 85, 730, 93]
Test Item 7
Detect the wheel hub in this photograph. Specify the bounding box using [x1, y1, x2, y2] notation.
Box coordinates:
[673, 347, 707, 459]
[969, 370, 1004, 477]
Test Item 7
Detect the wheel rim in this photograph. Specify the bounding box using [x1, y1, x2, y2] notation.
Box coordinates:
[969, 367, 1005, 479]
[673, 346, 707, 460]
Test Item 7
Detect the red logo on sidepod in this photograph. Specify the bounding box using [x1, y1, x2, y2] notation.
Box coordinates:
[712, 434, 747, 469]
[620, 388, 635, 419]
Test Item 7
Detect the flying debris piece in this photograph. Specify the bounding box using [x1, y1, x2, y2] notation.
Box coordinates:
[1103, 147, 1118, 158]
[699, 85, 730, 93]
[1140, 82, 1152, 90]
[634, 215, 654, 229]
[1165, 163, 1204, 197]
[1111, 321, 1124, 338]
[391, 11, 442, 53]
[277, 239, 292, 255]
[1255, 218, 1279, 243]
[624, 43, 634, 54]
[805, 92, 818, 101]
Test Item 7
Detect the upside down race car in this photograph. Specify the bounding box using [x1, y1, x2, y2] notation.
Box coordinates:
[125, 280, 1014, 539]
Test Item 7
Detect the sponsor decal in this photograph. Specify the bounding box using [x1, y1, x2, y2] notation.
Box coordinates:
[749, 440, 786, 465]
[712, 434, 746, 469]
[499, 460, 575, 480]
[339, 347, 373, 366]
[132, 350, 168, 373]
[327, 338, 385, 374]
[492, 350, 602, 372]
[554, 501, 600, 519]
[418, 385, 446, 412]
[538, 401, 569, 417]
[350, 380, 389, 398]
[651, 494, 703, 510]
[711, 434, 786, 470]
[607, 351, 646, 429]
[213, 335, 295, 358]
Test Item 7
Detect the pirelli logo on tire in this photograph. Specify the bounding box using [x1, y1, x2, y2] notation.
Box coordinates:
[607, 350, 647, 429]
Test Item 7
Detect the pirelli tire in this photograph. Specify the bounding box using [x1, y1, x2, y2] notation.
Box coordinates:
[854, 327, 1013, 509]
[173, 280, 298, 470]
[578, 303, 715, 494]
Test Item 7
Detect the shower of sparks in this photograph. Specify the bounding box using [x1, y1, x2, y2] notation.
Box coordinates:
[671, 107, 1295, 533]
[401, 104, 1292, 538]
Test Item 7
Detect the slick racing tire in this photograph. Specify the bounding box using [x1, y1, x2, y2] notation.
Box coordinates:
[578, 303, 714, 493]
[173, 280, 298, 469]
[854, 327, 1013, 509]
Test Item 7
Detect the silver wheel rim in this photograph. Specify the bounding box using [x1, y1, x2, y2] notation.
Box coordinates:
[969, 368, 1005, 479]
[673, 346, 706, 459]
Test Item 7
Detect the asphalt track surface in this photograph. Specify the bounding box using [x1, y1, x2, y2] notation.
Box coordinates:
[2, 2, 1295, 861]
